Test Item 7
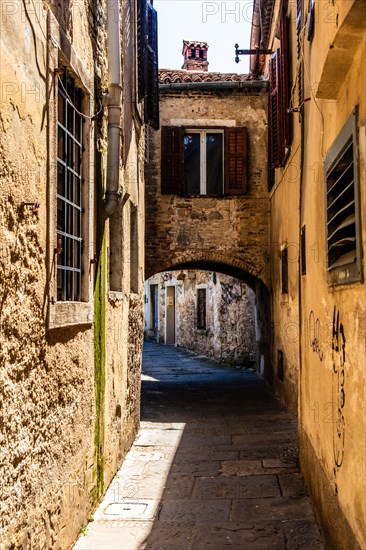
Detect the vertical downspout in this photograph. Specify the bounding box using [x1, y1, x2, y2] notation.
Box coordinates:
[250, 0, 261, 77]
[104, 0, 122, 216]
[298, 93, 305, 429]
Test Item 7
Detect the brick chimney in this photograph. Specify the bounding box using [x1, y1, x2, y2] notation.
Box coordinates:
[182, 40, 209, 71]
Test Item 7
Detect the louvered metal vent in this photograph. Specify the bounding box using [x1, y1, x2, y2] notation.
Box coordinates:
[324, 108, 362, 285]
[326, 139, 356, 268]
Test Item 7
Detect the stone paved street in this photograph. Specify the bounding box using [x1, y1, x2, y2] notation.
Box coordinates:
[74, 342, 324, 549]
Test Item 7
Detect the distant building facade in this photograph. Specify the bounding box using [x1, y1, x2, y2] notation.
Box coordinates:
[144, 270, 256, 366]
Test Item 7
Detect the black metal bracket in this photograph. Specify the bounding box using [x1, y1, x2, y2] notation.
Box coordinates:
[234, 44, 272, 64]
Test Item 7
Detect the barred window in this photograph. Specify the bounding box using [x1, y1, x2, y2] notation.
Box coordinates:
[57, 69, 84, 301]
[196, 288, 207, 330]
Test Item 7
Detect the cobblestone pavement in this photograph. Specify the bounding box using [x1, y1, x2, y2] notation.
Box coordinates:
[74, 342, 324, 550]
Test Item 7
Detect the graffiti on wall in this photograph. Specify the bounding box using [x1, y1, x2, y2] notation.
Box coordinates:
[308, 306, 346, 482]
[309, 310, 324, 361]
[332, 305, 346, 473]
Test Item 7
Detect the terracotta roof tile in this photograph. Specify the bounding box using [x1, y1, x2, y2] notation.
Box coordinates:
[159, 69, 249, 84]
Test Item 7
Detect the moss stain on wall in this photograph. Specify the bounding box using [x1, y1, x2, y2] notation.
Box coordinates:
[93, 233, 107, 501]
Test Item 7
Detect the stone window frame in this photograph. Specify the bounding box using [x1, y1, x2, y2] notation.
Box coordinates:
[47, 12, 95, 329]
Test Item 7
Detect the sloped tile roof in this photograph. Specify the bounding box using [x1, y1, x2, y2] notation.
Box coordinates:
[159, 69, 249, 84]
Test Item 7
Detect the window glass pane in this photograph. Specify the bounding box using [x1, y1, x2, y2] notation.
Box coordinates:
[57, 163, 65, 196]
[58, 93, 65, 125]
[67, 136, 74, 168]
[66, 236, 73, 269]
[66, 170, 72, 202]
[184, 133, 200, 195]
[56, 233, 65, 267]
[66, 269, 73, 301]
[57, 198, 65, 232]
[74, 271, 81, 301]
[57, 268, 64, 301]
[206, 133, 223, 196]
[74, 176, 81, 207]
[75, 113, 82, 143]
[67, 98, 74, 133]
[57, 126, 65, 159]
[74, 207, 81, 238]
[74, 241, 81, 269]
[75, 143, 81, 174]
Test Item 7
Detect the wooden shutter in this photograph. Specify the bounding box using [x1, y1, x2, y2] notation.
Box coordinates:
[269, 50, 282, 170]
[161, 126, 183, 194]
[224, 127, 248, 195]
[137, 0, 148, 102]
[280, 8, 290, 149]
[296, 0, 303, 108]
[145, 3, 159, 129]
[269, 10, 290, 170]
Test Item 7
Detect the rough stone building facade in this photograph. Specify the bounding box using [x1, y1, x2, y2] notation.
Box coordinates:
[144, 270, 256, 365]
[252, 0, 366, 547]
[145, 69, 271, 379]
[0, 0, 157, 547]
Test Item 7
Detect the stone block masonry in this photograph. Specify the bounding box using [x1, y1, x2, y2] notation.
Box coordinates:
[145, 82, 270, 289]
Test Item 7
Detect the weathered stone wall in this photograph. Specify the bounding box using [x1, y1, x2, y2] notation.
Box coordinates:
[144, 270, 256, 366]
[0, 0, 145, 548]
[145, 84, 270, 289]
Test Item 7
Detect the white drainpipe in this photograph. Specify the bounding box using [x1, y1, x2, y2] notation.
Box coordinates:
[104, 0, 122, 217]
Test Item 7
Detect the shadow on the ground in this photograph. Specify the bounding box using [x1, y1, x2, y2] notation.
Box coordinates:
[137, 342, 323, 550]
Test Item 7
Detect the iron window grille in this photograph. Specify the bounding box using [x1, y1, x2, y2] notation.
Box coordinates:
[57, 68, 84, 301]
[324, 108, 362, 286]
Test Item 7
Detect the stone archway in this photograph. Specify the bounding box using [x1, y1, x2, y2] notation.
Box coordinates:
[145, 257, 272, 383]
[146, 251, 269, 290]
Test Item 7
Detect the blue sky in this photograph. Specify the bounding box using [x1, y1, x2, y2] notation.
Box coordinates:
[155, 1, 253, 74]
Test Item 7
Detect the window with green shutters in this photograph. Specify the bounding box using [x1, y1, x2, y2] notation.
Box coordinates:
[137, 0, 159, 129]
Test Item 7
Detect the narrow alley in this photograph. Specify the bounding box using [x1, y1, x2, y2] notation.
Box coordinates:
[75, 342, 324, 549]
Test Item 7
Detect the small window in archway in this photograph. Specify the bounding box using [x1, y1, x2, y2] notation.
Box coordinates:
[196, 288, 207, 330]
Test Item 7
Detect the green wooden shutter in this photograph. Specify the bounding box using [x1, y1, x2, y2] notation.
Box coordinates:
[145, 3, 159, 130]
[161, 126, 183, 194]
[224, 127, 248, 195]
[137, 0, 148, 102]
